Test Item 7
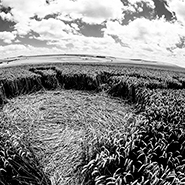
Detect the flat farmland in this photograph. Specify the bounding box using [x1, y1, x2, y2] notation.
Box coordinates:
[1, 57, 185, 185]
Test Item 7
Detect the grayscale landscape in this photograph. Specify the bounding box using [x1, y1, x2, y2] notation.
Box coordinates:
[1, 0, 185, 185]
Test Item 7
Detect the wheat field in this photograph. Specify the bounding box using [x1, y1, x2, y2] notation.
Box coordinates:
[2, 89, 141, 184]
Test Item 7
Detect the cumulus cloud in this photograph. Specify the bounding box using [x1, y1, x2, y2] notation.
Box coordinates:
[38, 0, 124, 24]
[1, 0, 46, 35]
[1, 0, 185, 67]
[29, 18, 80, 41]
[1, 0, 45, 20]
[102, 17, 185, 66]
[104, 18, 185, 50]
[1, 0, 124, 25]
[168, 0, 185, 25]
[121, 0, 155, 14]
[0, 0, 124, 40]
[73, 0, 124, 24]
[71, 23, 80, 31]
[127, 0, 154, 8]
[0, 12, 14, 21]
[0, 31, 16, 43]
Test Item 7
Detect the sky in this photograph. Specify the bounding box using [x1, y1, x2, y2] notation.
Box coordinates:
[0, 0, 185, 67]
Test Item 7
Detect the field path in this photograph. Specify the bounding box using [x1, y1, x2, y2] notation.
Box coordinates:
[3, 90, 139, 184]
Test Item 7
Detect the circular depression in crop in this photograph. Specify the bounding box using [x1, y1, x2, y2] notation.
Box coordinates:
[2, 90, 140, 184]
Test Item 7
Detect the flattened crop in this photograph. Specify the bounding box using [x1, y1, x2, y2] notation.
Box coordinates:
[2, 90, 139, 184]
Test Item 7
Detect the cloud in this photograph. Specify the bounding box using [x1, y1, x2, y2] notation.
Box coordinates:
[70, 23, 80, 31]
[127, 0, 154, 8]
[29, 18, 80, 41]
[168, 0, 185, 25]
[1, 0, 124, 25]
[0, 31, 16, 43]
[121, 0, 155, 13]
[0, 0, 124, 39]
[38, 0, 124, 24]
[104, 18, 185, 49]
[73, 0, 124, 24]
[102, 17, 185, 66]
[1, 0, 46, 35]
[2, 0, 45, 20]
[0, 44, 61, 58]
[46, 33, 125, 57]
[0, 0, 185, 67]
[14, 39, 21, 43]
[0, 12, 14, 21]
[0, 36, 122, 59]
